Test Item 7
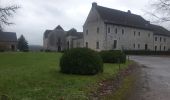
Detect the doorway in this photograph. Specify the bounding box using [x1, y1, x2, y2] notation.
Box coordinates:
[145, 44, 148, 50]
[11, 45, 15, 51]
[58, 46, 61, 52]
[113, 40, 117, 49]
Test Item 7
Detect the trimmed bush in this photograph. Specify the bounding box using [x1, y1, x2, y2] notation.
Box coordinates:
[99, 50, 126, 63]
[60, 48, 103, 75]
[124, 50, 170, 55]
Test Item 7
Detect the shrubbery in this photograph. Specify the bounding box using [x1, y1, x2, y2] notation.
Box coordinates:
[124, 50, 170, 55]
[60, 48, 103, 75]
[99, 50, 126, 63]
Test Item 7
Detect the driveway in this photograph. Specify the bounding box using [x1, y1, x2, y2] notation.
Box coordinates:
[130, 56, 170, 100]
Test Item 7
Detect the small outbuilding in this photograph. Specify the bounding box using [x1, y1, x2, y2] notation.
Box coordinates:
[0, 31, 17, 51]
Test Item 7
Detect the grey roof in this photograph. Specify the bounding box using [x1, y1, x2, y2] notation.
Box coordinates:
[55, 25, 64, 31]
[67, 28, 83, 38]
[95, 5, 150, 30]
[0, 32, 17, 42]
[44, 30, 52, 38]
[94, 3, 170, 36]
[150, 24, 170, 37]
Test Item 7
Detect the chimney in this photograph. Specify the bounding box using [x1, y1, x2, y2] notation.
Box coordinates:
[127, 10, 131, 14]
[92, 2, 97, 8]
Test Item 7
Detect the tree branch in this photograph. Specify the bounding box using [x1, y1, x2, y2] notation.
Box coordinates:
[0, 5, 20, 31]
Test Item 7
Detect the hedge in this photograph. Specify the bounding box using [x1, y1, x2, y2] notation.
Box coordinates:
[124, 50, 170, 55]
[99, 50, 126, 63]
[60, 48, 103, 75]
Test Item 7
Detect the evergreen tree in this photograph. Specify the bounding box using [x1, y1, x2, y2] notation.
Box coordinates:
[17, 35, 29, 51]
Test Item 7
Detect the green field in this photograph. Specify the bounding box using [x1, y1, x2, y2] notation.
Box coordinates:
[0, 52, 131, 100]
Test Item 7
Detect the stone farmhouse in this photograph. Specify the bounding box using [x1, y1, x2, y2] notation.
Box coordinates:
[43, 25, 83, 51]
[0, 31, 17, 51]
[43, 3, 170, 51]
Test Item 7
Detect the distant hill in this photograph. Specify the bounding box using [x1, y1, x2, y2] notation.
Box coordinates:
[29, 45, 43, 52]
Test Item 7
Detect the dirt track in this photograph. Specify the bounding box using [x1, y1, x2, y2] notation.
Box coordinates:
[129, 56, 170, 100]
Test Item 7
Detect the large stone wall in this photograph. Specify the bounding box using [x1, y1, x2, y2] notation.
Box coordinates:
[0, 42, 17, 51]
[83, 5, 155, 51]
[83, 6, 106, 51]
[106, 24, 154, 51]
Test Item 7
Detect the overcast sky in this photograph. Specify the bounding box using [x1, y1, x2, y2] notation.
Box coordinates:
[1, 0, 162, 45]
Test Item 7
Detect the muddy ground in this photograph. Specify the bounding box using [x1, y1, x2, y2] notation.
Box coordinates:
[128, 56, 170, 100]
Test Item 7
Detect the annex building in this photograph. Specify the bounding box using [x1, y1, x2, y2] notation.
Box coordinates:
[0, 31, 17, 51]
[43, 3, 170, 51]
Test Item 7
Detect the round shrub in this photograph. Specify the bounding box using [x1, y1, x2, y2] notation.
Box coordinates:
[60, 48, 103, 75]
[99, 50, 126, 63]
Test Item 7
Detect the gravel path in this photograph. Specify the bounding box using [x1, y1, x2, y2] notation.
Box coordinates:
[129, 56, 170, 100]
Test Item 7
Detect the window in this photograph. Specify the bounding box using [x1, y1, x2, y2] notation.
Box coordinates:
[155, 37, 157, 41]
[57, 38, 61, 45]
[85, 42, 88, 48]
[134, 31, 136, 36]
[96, 41, 99, 49]
[133, 44, 135, 48]
[122, 29, 124, 35]
[86, 30, 88, 35]
[164, 46, 166, 51]
[148, 33, 150, 37]
[138, 44, 140, 49]
[115, 28, 117, 34]
[108, 27, 110, 33]
[97, 27, 99, 33]
[160, 37, 162, 42]
[138, 32, 140, 36]
[145, 44, 148, 50]
[67, 41, 69, 49]
[155, 46, 157, 51]
[164, 38, 166, 42]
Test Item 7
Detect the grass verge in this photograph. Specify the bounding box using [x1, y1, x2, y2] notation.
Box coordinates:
[0, 52, 133, 100]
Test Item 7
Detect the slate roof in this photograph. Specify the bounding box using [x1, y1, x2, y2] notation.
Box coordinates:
[0, 32, 17, 42]
[94, 3, 170, 36]
[150, 24, 170, 37]
[95, 5, 150, 30]
[67, 28, 83, 38]
[44, 30, 52, 38]
[55, 25, 64, 31]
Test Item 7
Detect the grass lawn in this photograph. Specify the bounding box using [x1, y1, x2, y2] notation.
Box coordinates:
[0, 52, 131, 100]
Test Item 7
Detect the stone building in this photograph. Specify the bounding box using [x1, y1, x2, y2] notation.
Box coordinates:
[43, 25, 83, 51]
[0, 31, 17, 51]
[43, 3, 170, 52]
[83, 2, 170, 51]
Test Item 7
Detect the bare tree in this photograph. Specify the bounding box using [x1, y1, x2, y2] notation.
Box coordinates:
[148, 0, 170, 23]
[0, 5, 19, 31]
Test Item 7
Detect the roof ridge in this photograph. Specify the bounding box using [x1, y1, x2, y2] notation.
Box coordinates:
[95, 4, 150, 29]
[97, 5, 138, 16]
